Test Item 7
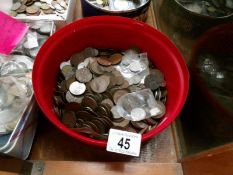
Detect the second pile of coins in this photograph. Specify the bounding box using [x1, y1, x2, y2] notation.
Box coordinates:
[54, 47, 167, 140]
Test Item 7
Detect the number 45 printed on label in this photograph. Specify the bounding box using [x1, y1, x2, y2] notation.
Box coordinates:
[107, 129, 142, 157]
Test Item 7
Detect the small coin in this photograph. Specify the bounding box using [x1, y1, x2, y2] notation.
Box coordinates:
[109, 53, 122, 65]
[113, 89, 129, 104]
[65, 76, 76, 90]
[130, 108, 146, 121]
[89, 60, 105, 75]
[151, 101, 166, 119]
[40, 3, 50, 10]
[150, 69, 165, 84]
[115, 76, 124, 85]
[69, 81, 86, 96]
[66, 91, 84, 103]
[11, 2, 22, 11]
[90, 75, 110, 93]
[81, 96, 98, 111]
[119, 80, 129, 89]
[144, 118, 158, 125]
[97, 56, 112, 66]
[60, 61, 71, 70]
[144, 74, 160, 90]
[61, 65, 73, 77]
[113, 119, 130, 128]
[70, 52, 85, 67]
[83, 47, 99, 57]
[76, 111, 94, 121]
[131, 75, 141, 85]
[16, 5, 27, 13]
[26, 5, 40, 14]
[129, 62, 142, 72]
[131, 121, 148, 130]
[101, 98, 114, 108]
[43, 8, 54, 14]
[76, 68, 92, 83]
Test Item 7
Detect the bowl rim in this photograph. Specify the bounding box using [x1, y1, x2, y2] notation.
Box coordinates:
[33, 16, 189, 147]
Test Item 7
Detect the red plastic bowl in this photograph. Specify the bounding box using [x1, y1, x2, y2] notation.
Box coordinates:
[33, 16, 189, 147]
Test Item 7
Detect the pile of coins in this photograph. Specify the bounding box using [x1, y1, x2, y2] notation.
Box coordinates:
[178, 0, 233, 17]
[0, 55, 33, 134]
[12, 21, 53, 58]
[10, 0, 68, 17]
[87, 0, 149, 11]
[54, 47, 167, 140]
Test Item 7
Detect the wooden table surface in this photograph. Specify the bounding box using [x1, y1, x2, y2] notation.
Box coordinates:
[0, 1, 183, 174]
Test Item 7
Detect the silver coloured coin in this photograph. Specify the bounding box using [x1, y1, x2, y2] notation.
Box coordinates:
[129, 61, 142, 72]
[130, 107, 146, 121]
[69, 81, 86, 96]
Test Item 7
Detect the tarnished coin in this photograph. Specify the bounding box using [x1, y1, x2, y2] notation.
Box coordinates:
[115, 76, 124, 85]
[131, 121, 148, 130]
[16, 4, 27, 13]
[113, 89, 129, 104]
[144, 118, 158, 125]
[90, 75, 110, 93]
[81, 96, 98, 111]
[130, 108, 146, 121]
[76, 68, 92, 83]
[66, 91, 84, 103]
[109, 53, 122, 65]
[61, 65, 73, 78]
[150, 69, 165, 84]
[11, 2, 22, 11]
[119, 80, 129, 89]
[69, 81, 86, 96]
[144, 74, 160, 90]
[70, 52, 85, 67]
[101, 98, 114, 108]
[26, 5, 40, 14]
[83, 47, 99, 57]
[89, 60, 104, 75]
[113, 119, 130, 128]
[65, 75, 76, 90]
[97, 56, 112, 66]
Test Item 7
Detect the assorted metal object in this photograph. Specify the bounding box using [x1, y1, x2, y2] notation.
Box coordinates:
[10, 0, 68, 17]
[12, 21, 53, 58]
[177, 0, 233, 17]
[81, 0, 151, 21]
[54, 47, 167, 140]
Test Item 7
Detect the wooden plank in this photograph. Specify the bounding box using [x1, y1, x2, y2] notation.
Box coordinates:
[44, 162, 183, 175]
[29, 115, 177, 163]
[182, 143, 233, 175]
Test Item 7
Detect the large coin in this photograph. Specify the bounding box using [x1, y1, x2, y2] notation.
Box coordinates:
[130, 107, 146, 121]
[90, 75, 110, 93]
[69, 81, 86, 96]
[76, 68, 92, 83]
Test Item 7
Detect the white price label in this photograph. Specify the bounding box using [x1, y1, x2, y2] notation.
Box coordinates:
[27, 32, 38, 49]
[107, 129, 142, 157]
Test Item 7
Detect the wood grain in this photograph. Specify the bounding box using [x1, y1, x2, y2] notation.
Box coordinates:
[182, 143, 233, 175]
[44, 162, 183, 175]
